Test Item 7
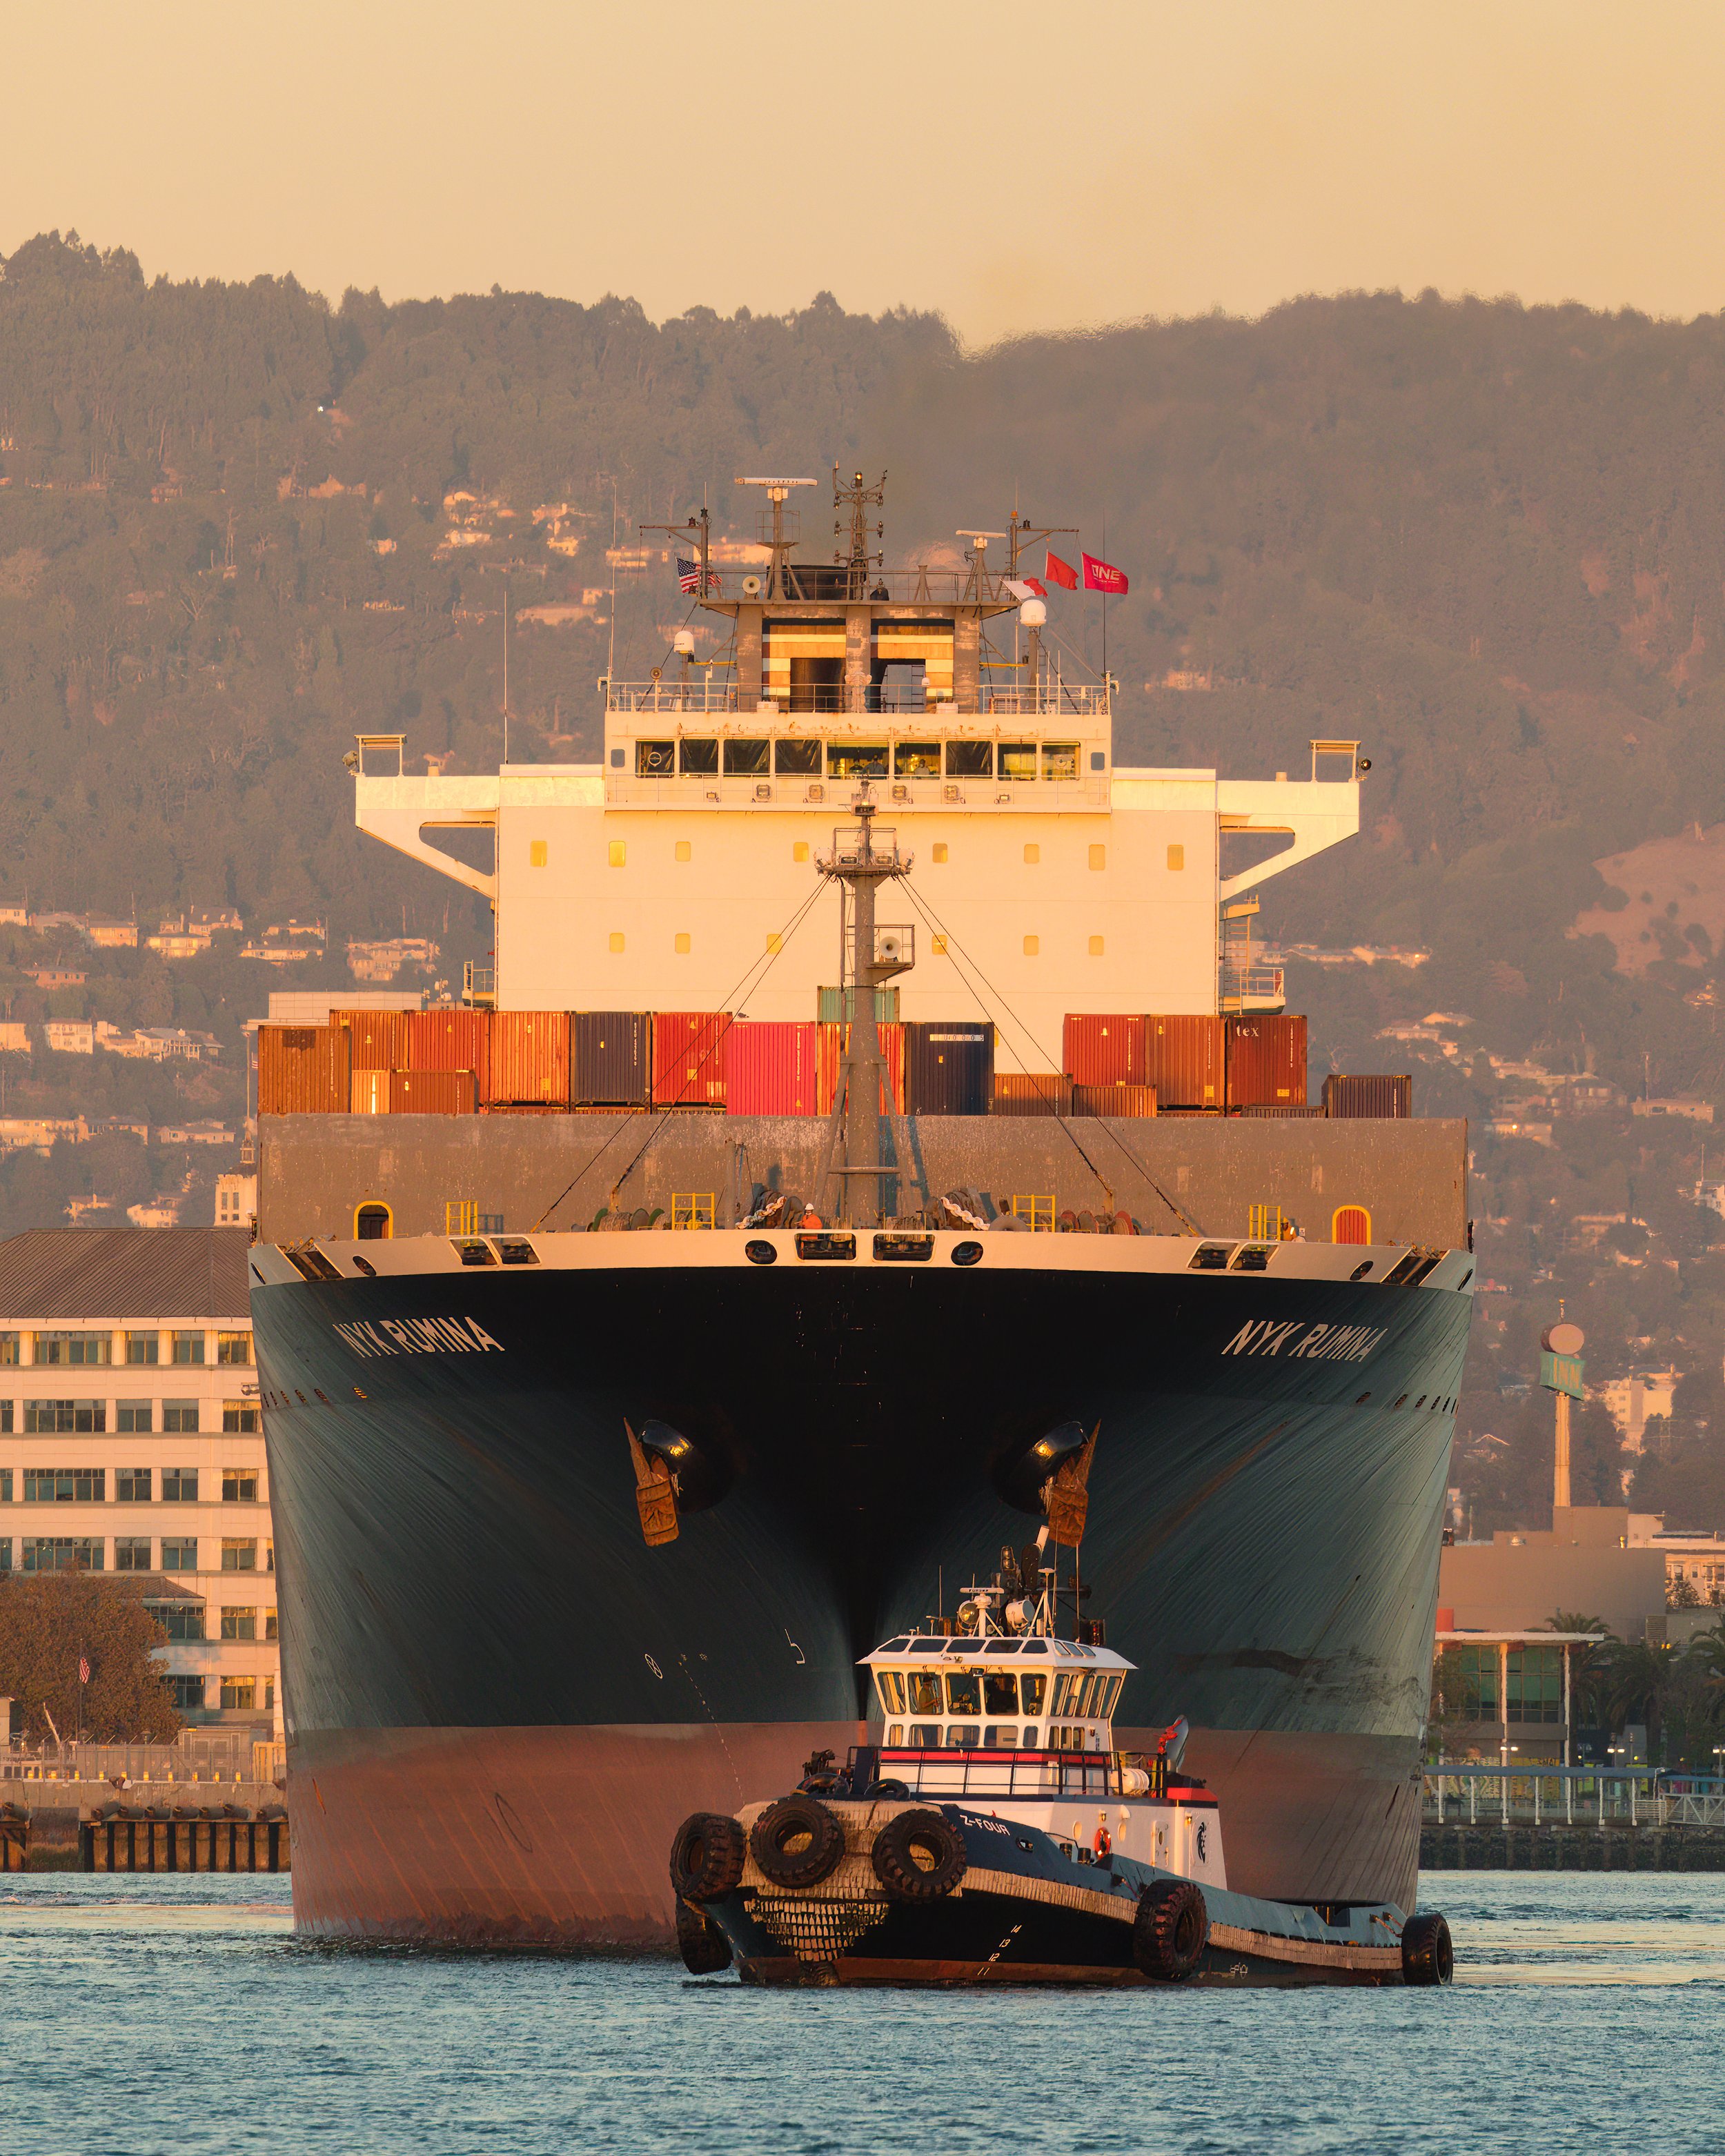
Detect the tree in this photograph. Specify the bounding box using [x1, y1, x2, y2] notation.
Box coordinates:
[1547, 1610, 1612, 1728]
[1602, 1639, 1675, 1765]
[0, 1574, 182, 1743]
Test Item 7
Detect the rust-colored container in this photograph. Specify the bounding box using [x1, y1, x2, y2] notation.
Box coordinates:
[651, 1012, 731, 1107]
[1062, 1014, 1147, 1086]
[1225, 1014, 1309, 1108]
[1322, 1073, 1412, 1120]
[349, 1067, 392, 1115]
[405, 1009, 491, 1086]
[1144, 1015, 1225, 1107]
[257, 1025, 350, 1115]
[816, 1022, 905, 1114]
[993, 1073, 1072, 1118]
[1072, 1083, 1158, 1118]
[337, 1009, 411, 1071]
[483, 1011, 571, 1107]
[391, 1069, 477, 1115]
[724, 1022, 819, 1116]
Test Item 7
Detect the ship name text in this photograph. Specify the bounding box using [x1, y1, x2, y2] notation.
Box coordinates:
[332, 1317, 505, 1360]
[1221, 1318, 1386, 1363]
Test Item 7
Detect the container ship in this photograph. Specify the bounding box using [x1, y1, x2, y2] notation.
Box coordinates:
[248, 479, 1472, 1946]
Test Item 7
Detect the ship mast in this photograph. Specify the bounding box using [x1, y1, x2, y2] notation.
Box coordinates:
[813, 793, 927, 1226]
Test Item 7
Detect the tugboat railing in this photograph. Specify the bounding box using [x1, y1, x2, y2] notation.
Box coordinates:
[879, 1748, 1149, 1801]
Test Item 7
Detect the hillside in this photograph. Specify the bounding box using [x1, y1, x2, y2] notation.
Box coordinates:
[6, 230, 1725, 1538]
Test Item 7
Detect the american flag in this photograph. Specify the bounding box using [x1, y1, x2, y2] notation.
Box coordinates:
[677, 557, 720, 596]
[78, 1657, 90, 1684]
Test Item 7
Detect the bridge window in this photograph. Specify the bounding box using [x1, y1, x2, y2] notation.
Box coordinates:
[945, 741, 992, 778]
[723, 738, 769, 776]
[829, 742, 888, 779]
[998, 743, 1037, 781]
[1043, 744, 1078, 780]
[678, 739, 718, 775]
[774, 739, 821, 775]
[1020, 1673, 1047, 1714]
[983, 1671, 1018, 1715]
[894, 742, 940, 778]
[907, 1672, 942, 1716]
[635, 740, 675, 776]
[1332, 1205, 1372, 1245]
[944, 1670, 982, 1716]
[875, 1671, 907, 1715]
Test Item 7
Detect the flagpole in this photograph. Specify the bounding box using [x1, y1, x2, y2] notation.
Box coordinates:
[1101, 515, 1107, 689]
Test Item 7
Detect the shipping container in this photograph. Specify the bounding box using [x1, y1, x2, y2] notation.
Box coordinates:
[1143, 1014, 1225, 1107]
[651, 1012, 731, 1107]
[1063, 1014, 1147, 1086]
[1322, 1072, 1412, 1120]
[724, 1021, 820, 1115]
[992, 1073, 1073, 1118]
[572, 1011, 651, 1105]
[257, 1024, 350, 1115]
[391, 1069, 477, 1115]
[816, 1022, 905, 1114]
[1072, 1083, 1158, 1118]
[350, 1067, 392, 1114]
[337, 1009, 411, 1071]
[482, 1011, 571, 1107]
[1225, 1013, 1308, 1108]
[903, 1021, 994, 1116]
[817, 986, 900, 1025]
[1237, 1102, 1325, 1119]
[404, 1009, 490, 1085]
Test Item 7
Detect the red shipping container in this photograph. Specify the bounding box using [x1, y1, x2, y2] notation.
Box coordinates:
[993, 1073, 1072, 1118]
[391, 1068, 477, 1114]
[406, 1008, 491, 1087]
[336, 1009, 411, 1071]
[483, 1011, 571, 1106]
[724, 1021, 818, 1115]
[1143, 1015, 1225, 1107]
[1072, 1083, 1157, 1118]
[1322, 1073, 1412, 1120]
[652, 1012, 731, 1107]
[1225, 1014, 1309, 1108]
[817, 1022, 905, 1114]
[1062, 1014, 1147, 1086]
[257, 1025, 349, 1114]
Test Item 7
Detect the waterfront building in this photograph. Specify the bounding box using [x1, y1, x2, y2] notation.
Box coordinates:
[1438, 1506, 1666, 1641]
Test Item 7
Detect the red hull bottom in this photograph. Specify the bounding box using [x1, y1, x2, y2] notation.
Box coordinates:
[287, 1722, 1421, 1947]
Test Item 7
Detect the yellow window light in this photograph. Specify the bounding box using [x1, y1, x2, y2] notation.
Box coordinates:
[1023, 843, 1040, 864]
[793, 841, 810, 862]
[1167, 843, 1185, 871]
[675, 840, 691, 862]
[609, 840, 627, 867]
[609, 931, 625, 953]
[1023, 935, 1040, 957]
[931, 935, 948, 956]
[1089, 844, 1105, 870]
[932, 842, 949, 864]
[1089, 936, 1105, 956]
[675, 932, 691, 954]
[530, 840, 548, 868]
[765, 933, 782, 953]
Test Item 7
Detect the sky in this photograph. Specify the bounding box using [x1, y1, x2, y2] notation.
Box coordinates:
[6, 0, 1725, 345]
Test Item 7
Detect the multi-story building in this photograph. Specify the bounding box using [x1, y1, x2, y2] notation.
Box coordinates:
[0, 1227, 277, 1730]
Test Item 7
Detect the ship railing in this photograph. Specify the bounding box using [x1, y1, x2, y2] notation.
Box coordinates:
[1219, 964, 1286, 1013]
[606, 680, 741, 714]
[462, 961, 495, 1009]
[1421, 1762, 1685, 1827]
[604, 681, 1107, 719]
[878, 1748, 1114, 1799]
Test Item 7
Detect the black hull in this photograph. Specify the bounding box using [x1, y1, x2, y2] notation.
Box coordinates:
[253, 1249, 1470, 1941]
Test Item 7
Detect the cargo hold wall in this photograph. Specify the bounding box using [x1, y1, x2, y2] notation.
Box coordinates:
[259, 1114, 1469, 1249]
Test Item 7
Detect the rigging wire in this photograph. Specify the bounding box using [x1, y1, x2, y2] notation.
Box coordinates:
[896, 876, 1206, 1236]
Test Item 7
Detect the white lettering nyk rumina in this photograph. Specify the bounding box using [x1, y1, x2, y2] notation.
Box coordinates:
[1221, 1318, 1386, 1363]
[332, 1317, 504, 1360]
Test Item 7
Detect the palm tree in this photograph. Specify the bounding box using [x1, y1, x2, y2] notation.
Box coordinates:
[1682, 1614, 1725, 1725]
[1603, 1639, 1675, 1765]
[1547, 1611, 1611, 1728]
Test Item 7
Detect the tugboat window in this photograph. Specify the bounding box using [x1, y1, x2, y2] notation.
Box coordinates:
[876, 1672, 907, 1715]
[945, 740, 992, 778]
[723, 738, 770, 775]
[678, 738, 719, 774]
[944, 1670, 982, 1716]
[983, 1671, 1018, 1715]
[946, 1723, 979, 1748]
[908, 1722, 940, 1748]
[984, 1725, 1017, 1748]
[1019, 1672, 1047, 1714]
[907, 1672, 943, 1716]
[886, 1723, 903, 1746]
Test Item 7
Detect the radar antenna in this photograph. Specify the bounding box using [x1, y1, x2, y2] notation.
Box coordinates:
[736, 475, 816, 600]
[832, 466, 887, 599]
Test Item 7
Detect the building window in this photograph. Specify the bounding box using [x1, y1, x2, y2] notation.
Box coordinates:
[31, 1332, 111, 1366]
[220, 1677, 256, 1712]
[223, 1405, 260, 1435]
[217, 1332, 254, 1367]
[116, 1469, 152, 1502]
[608, 840, 627, 867]
[0, 1540, 11, 1572]
[163, 1401, 199, 1434]
[674, 933, 691, 954]
[265, 1608, 279, 1641]
[264, 1678, 276, 1710]
[25, 1401, 106, 1434]
[221, 1539, 257, 1572]
[161, 1470, 199, 1503]
[164, 1674, 205, 1710]
[266, 1541, 275, 1572]
[0, 1334, 16, 1366]
[221, 1607, 257, 1641]
[23, 1468, 105, 1503]
[1089, 936, 1105, 956]
[1506, 1646, 1564, 1724]
[126, 1333, 159, 1365]
[160, 1538, 197, 1570]
[117, 1402, 153, 1434]
[609, 932, 624, 953]
[1023, 936, 1039, 957]
[0, 1470, 9, 1502]
[1023, 844, 1040, 864]
[115, 1537, 152, 1572]
[170, 1332, 205, 1367]
[222, 1470, 259, 1503]
[158, 1603, 203, 1639]
[792, 842, 809, 862]
[0, 1404, 10, 1434]
[1167, 844, 1185, 871]
[675, 840, 691, 862]
[529, 839, 548, 867]
[1089, 844, 1106, 870]
[23, 1538, 103, 1572]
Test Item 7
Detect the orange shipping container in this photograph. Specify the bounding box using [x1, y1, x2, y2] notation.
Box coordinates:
[482, 1011, 571, 1106]
[406, 1009, 491, 1085]
[257, 1025, 350, 1115]
[651, 1012, 731, 1107]
[817, 1022, 905, 1114]
[993, 1073, 1073, 1118]
[1144, 1015, 1225, 1107]
[392, 1068, 477, 1115]
[724, 1021, 819, 1115]
[337, 1009, 411, 1071]
[1072, 1083, 1157, 1118]
[1063, 1014, 1147, 1086]
[1225, 1013, 1308, 1108]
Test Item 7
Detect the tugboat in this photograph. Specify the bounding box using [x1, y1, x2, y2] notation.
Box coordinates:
[670, 1546, 1454, 1988]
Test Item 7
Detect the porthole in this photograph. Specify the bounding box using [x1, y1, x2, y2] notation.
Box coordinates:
[1354, 1393, 1371, 1405]
[1350, 1261, 1374, 1282]
[1394, 1394, 1408, 1408]
[952, 1240, 984, 1267]
[745, 1239, 778, 1265]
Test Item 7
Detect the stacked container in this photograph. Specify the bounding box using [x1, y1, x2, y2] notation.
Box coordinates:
[258, 1024, 350, 1114]
[903, 1022, 994, 1116]
[652, 1012, 731, 1107]
[993, 1074, 1073, 1118]
[816, 1022, 905, 1114]
[1063, 1014, 1147, 1086]
[724, 1022, 819, 1115]
[572, 1012, 651, 1107]
[1072, 1084, 1157, 1118]
[1322, 1073, 1412, 1119]
[1143, 1016, 1225, 1109]
[349, 1069, 477, 1115]
[405, 1009, 491, 1089]
[1225, 1014, 1309, 1108]
[817, 987, 900, 1025]
[338, 1009, 411, 1072]
[484, 1012, 571, 1107]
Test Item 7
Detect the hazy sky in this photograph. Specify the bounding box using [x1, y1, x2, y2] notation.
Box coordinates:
[7, 0, 1725, 344]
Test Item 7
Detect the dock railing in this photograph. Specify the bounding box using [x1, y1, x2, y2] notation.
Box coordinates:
[1423, 1763, 1725, 1828]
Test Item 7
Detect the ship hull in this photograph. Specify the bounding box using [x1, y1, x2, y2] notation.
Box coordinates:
[254, 1241, 1470, 1946]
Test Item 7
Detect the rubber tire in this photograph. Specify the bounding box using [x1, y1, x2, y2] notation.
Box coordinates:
[865, 1779, 911, 1801]
[1401, 1910, 1454, 1986]
[676, 1897, 733, 1975]
[870, 1808, 967, 1901]
[669, 1812, 747, 1901]
[750, 1797, 846, 1888]
[1133, 1879, 1209, 1981]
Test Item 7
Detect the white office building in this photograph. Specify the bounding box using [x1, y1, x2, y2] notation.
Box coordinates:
[0, 1227, 277, 1729]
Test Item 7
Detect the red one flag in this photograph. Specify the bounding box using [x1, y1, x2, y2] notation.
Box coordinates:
[1083, 553, 1128, 595]
[1044, 551, 1078, 590]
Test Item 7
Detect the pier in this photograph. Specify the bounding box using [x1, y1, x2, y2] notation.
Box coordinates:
[1421, 1765, 1725, 1870]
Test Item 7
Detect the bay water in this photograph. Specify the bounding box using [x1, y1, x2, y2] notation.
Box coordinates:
[4, 1871, 1722, 2153]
